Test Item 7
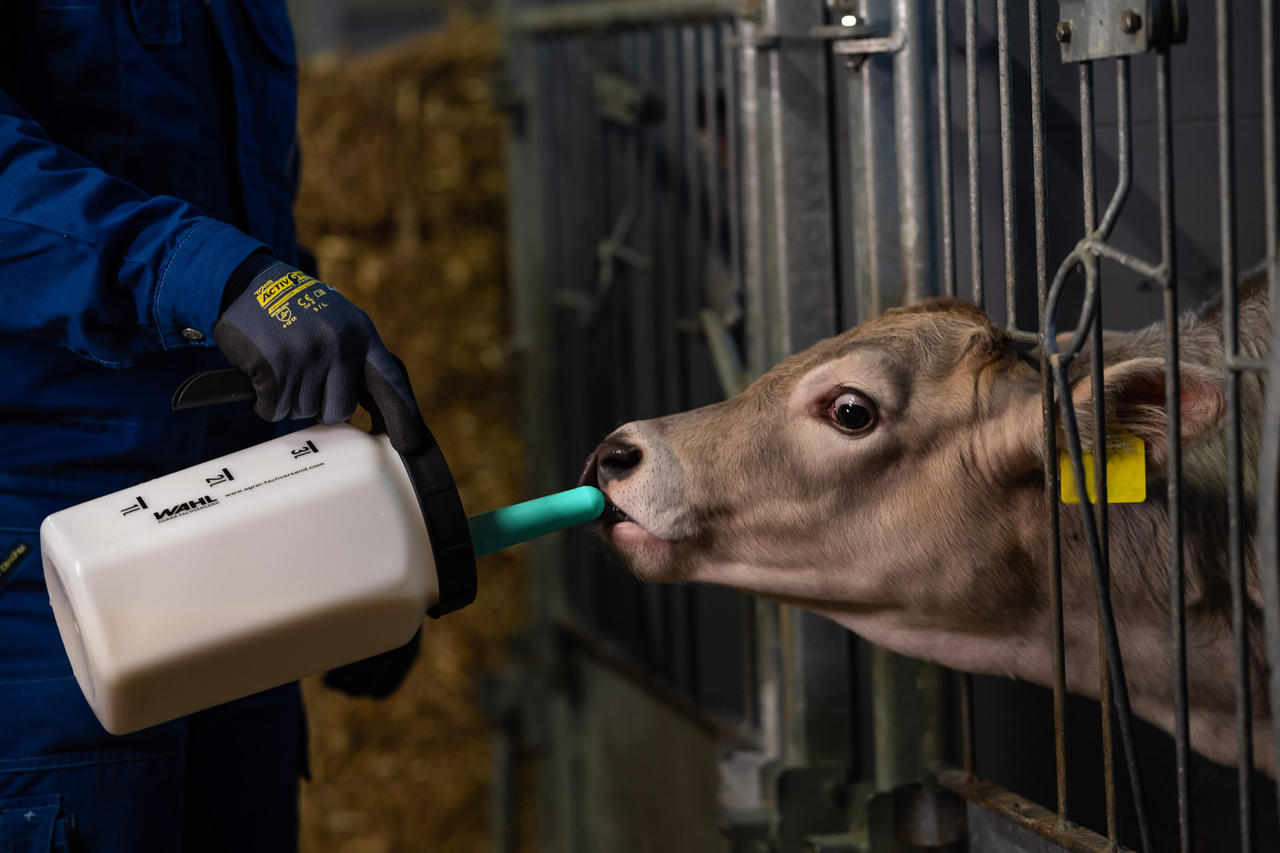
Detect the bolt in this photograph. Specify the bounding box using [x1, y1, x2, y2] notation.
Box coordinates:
[1056, 21, 1072, 43]
[1121, 10, 1142, 33]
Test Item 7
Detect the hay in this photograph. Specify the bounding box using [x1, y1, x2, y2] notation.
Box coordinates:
[293, 18, 527, 853]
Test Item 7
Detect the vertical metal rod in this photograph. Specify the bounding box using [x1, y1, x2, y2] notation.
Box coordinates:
[725, 23, 744, 341]
[1027, 0, 1066, 823]
[492, 716, 518, 853]
[959, 671, 975, 775]
[1219, 0, 1255, 839]
[683, 27, 704, 329]
[738, 19, 766, 378]
[964, 0, 983, 307]
[1078, 59, 1117, 845]
[996, 0, 1017, 329]
[1262, 0, 1280, 822]
[1156, 46, 1196, 853]
[950, 0, 979, 768]
[703, 24, 722, 311]
[1052, 334, 1155, 853]
[1096, 613, 1117, 843]
[936, 0, 956, 298]
[893, 0, 934, 302]
[859, 30, 886, 317]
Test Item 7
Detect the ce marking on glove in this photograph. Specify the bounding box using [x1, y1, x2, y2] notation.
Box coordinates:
[296, 289, 329, 314]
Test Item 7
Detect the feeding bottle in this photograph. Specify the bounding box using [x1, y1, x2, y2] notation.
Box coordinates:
[39, 369, 602, 735]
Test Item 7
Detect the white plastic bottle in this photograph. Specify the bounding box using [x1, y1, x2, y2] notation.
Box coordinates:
[40, 423, 472, 735]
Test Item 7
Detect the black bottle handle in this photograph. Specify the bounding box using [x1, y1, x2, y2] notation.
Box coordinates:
[171, 369, 256, 411]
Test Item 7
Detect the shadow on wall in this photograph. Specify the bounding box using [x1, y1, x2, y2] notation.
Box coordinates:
[290, 17, 531, 852]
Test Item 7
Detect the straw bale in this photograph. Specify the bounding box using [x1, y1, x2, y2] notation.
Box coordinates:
[292, 18, 529, 853]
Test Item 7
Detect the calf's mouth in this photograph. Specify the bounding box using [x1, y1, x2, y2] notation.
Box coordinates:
[577, 452, 633, 526]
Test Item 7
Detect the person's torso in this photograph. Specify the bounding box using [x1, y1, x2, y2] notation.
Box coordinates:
[0, 0, 303, 523]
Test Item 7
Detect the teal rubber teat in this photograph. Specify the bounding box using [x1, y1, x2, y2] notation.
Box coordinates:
[467, 486, 605, 557]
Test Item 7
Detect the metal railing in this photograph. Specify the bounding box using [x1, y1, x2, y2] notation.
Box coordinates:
[499, 0, 1275, 850]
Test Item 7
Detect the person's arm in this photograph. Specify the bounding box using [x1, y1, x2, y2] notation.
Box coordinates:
[0, 88, 425, 454]
[0, 89, 265, 367]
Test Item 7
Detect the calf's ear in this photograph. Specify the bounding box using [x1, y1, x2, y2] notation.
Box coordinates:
[1067, 356, 1224, 465]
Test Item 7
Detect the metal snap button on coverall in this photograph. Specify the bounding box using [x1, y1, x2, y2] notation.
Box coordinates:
[0, 0, 312, 848]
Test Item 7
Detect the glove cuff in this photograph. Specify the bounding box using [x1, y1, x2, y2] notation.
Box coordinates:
[220, 251, 281, 314]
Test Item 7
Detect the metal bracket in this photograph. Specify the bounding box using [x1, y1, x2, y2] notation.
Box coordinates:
[1055, 0, 1188, 63]
[829, 25, 906, 72]
[728, 17, 875, 50]
[700, 308, 751, 398]
[777, 766, 853, 851]
[557, 196, 653, 327]
[593, 71, 664, 128]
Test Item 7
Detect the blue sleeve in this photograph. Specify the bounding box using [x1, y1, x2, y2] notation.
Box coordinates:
[0, 89, 268, 368]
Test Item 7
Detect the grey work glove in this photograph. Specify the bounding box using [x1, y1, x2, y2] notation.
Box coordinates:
[213, 254, 429, 454]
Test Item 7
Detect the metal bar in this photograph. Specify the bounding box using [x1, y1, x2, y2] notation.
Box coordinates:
[964, 0, 982, 307]
[760, 0, 838, 351]
[681, 27, 708, 707]
[1081, 238, 1163, 281]
[738, 16, 767, 379]
[1111, 56, 1155, 853]
[511, 0, 739, 37]
[893, 0, 933, 303]
[492, 714, 518, 853]
[996, 0, 1016, 328]
[1153, 44, 1197, 853]
[1261, 0, 1280, 819]
[936, 768, 1134, 853]
[724, 22, 744, 346]
[1064, 58, 1152, 853]
[703, 24, 722, 318]
[1026, 0, 1066, 822]
[1228, 356, 1271, 372]
[658, 26, 697, 700]
[1218, 4, 1255, 850]
[1078, 60, 1119, 847]
[683, 26, 705, 341]
[959, 671, 974, 775]
[936, 0, 955, 298]
[1094, 333, 1117, 849]
[1098, 58, 1132, 249]
[829, 30, 907, 56]
[849, 1, 898, 320]
[1045, 331, 1155, 853]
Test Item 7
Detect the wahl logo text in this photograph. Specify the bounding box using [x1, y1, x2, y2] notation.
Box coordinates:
[154, 495, 219, 522]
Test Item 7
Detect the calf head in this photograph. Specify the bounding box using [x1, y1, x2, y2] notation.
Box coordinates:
[582, 298, 1225, 669]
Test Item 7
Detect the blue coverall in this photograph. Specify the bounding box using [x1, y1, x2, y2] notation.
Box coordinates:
[0, 0, 312, 848]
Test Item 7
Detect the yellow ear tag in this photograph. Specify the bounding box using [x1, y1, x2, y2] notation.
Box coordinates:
[1059, 431, 1146, 504]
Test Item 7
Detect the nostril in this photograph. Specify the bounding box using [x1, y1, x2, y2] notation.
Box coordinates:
[576, 452, 599, 488]
[597, 441, 642, 480]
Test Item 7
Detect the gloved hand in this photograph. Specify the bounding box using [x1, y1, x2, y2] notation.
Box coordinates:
[213, 254, 429, 454]
[322, 628, 422, 699]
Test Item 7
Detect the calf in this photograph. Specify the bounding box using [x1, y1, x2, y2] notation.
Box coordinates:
[581, 277, 1272, 773]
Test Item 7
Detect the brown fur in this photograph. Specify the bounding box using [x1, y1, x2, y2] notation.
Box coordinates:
[586, 274, 1272, 773]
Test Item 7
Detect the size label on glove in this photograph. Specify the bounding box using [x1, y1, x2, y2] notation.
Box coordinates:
[255, 270, 328, 329]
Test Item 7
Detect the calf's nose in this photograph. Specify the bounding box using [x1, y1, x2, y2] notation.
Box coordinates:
[596, 439, 643, 485]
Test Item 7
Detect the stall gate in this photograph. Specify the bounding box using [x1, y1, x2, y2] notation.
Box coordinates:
[492, 0, 1279, 850]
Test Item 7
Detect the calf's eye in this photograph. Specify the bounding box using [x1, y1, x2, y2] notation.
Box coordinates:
[829, 390, 877, 433]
